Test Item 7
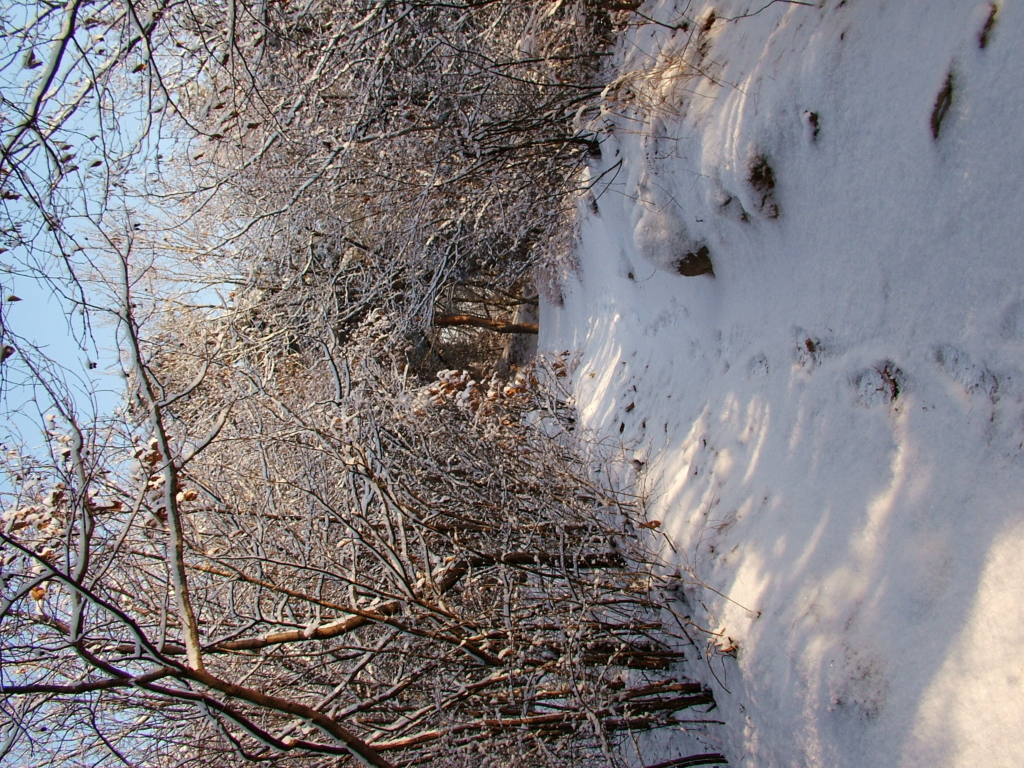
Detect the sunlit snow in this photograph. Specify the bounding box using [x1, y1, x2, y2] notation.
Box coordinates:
[543, 1, 1024, 765]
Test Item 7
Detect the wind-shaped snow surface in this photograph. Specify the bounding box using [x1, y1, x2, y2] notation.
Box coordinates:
[543, 1, 1024, 765]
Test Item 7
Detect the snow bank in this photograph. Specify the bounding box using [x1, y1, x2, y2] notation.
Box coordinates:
[543, 1, 1024, 765]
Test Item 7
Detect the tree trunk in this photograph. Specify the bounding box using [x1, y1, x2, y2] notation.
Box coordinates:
[433, 314, 539, 334]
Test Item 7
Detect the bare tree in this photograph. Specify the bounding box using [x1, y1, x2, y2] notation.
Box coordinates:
[1, 242, 725, 764]
[1, 2, 728, 765]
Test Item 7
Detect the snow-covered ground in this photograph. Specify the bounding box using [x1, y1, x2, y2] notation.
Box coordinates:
[542, 1, 1024, 765]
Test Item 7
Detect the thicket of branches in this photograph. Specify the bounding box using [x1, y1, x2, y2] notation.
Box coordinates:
[160, 0, 616, 347]
[2, 301, 724, 765]
[0, 1, 727, 766]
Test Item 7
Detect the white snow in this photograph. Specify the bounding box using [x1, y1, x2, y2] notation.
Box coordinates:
[542, 1, 1024, 765]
